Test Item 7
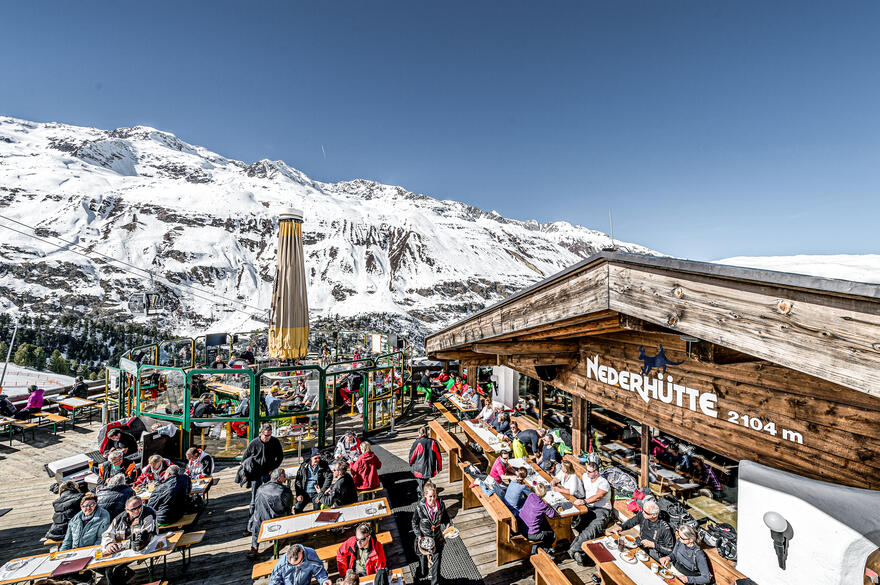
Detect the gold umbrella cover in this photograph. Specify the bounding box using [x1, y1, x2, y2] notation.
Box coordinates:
[269, 209, 309, 359]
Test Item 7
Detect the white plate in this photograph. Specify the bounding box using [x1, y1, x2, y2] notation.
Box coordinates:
[619, 552, 638, 564]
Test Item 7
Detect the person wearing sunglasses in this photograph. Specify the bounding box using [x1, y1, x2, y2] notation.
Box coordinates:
[268, 543, 331, 585]
[100, 496, 157, 584]
[335, 523, 387, 577]
[60, 492, 110, 551]
[609, 499, 674, 561]
[658, 524, 712, 584]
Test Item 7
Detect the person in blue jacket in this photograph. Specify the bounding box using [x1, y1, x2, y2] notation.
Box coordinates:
[268, 543, 331, 585]
[60, 493, 111, 550]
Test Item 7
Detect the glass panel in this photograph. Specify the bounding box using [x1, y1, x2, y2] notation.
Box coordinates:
[159, 339, 193, 368]
[105, 368, 121, 420]
[258, 368, 323, 455]
[232, 331, 268, 366]
[138, 367, 186, 416]
[128, 344, 158, 366]
[189, 370, 252, 459]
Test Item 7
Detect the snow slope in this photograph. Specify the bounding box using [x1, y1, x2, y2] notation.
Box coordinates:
[0, 116, 658, 343]
[716, 255, 880, 285]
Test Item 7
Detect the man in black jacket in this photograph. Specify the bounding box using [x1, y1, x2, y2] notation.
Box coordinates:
[247, 468, 292, 559]
[70, 376, 89, 399]
[609, 499, 675, 561]
[243, 423, 284, 516]
[107, 428, 139, 458]
[294, 448, 332, 513]
[146, 465, 191, 525]
[408, 426, 442, 498]
[318, 460, 356, 509]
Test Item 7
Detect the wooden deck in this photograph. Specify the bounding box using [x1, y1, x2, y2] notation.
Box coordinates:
[0, 411, 598, 584]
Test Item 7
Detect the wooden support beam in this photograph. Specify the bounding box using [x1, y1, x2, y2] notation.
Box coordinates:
[515, 316, 622, 341]
[640, 423, 650, 488]
[472, 340, 579, 355]
[506, 353, 579, 367]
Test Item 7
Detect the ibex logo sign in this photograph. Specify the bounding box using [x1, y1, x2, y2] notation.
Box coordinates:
[585, 351, 719, 419]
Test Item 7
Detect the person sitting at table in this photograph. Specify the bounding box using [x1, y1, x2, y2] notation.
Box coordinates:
[460, 383, 478, 405]
[106, 428, 138, 458]
[518, 482, 556, 555]
[70, 375, 89, 399]
[350, 441, 382, 490]
[436, 370, 451, 385]
[418, 370, 434, 405]
[294, 447, 332, 513]
[551, 459, 585, 498]
[412, 482, 452, 585]
[334, 430, 361, 462]
[409, 425, 442, 498]
[60, 492, 111, 551]
[524, 398, 539, 419]
[212, 354, 228, 369]
[147, 464, 191, 525]
[536, 434, 560, 472]
[101, 496, 158, 584]
[492, 412, 511, 435]
[192, 393, 219, 418]
[264, 386, 281, 417]
[569, 461, 613, 566]
[185, 447, 215, 479]
[97, 473, 135, 519]
[319, 460, 357, 508]
[134, 454, 172, 486]
[97, 449, 138, 486]
[489, 449, 514, 484]
[448, 376, 465, 395]
[659, 524, 713, 584]
[45, 480, 85, 542]
[248, 468, 293, 559]
[335, 522, 388, 577]
[241, 345, 256, 365]
[231, 389, 250, 417]
[509, 421, 542, 455]
[503, 467, 531, 513]
[609, 499, 675, 561]
[268, 543, 331, 585]
[0, 393, 18, 417]
[13, 384, 44, 419]
[476, 397, 494, 423]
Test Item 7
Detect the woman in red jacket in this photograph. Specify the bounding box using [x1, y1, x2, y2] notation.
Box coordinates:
[350, 441, 382, 490]
[336, 523, 387, 576]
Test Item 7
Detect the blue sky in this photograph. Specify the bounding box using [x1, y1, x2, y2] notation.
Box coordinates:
[3, 1, 878, 260]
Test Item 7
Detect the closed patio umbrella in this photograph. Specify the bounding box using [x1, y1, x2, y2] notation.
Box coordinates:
[269, 208, 309, 360]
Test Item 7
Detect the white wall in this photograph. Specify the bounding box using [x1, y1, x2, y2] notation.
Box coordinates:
[737, 475, 876, 584]
[491, 365, 518, 408]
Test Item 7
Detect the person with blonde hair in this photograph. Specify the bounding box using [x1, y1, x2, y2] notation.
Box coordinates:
[517, 482, 556, 555]
[659, 525, 712, 583]
[350, 441, 382, 490]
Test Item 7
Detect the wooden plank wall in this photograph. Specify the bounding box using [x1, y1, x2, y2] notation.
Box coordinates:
[607, 264, 880, 400]
[508, 336, 880, 490]
[425, 262, 609, 354]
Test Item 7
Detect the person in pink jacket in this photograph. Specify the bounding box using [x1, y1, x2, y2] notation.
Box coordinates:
[14, 385, 44, 419]
[350, 442, 382, 490]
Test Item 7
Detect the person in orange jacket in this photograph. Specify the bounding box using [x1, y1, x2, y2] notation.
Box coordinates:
[335, 523, 387, 577]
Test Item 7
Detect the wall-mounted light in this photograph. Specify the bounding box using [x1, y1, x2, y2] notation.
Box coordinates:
[679, 336, 700, 359]
[763, 511, 793, 569]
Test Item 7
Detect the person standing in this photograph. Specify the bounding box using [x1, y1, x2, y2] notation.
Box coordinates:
[350, 441, 382, 491]
[243, 423, 284, 517]
[412, 482, 452, 585]
[409, 425, 442, 497]
[248, 468, 293, 559]
[569, 462, 613, 566]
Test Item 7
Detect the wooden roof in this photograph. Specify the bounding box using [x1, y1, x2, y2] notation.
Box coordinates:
[426, 251, 880, 399]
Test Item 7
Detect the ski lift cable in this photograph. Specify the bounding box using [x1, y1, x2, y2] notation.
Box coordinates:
[0, 220, 270, 320]
[0, 214, 269, 315]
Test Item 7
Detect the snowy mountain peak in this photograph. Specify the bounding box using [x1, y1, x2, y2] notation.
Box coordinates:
[0, 116, 658, 343]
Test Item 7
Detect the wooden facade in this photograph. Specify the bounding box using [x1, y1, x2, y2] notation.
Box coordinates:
[426, 252, 880, 491]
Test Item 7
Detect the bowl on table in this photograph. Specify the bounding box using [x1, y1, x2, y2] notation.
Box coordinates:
[635, 550, 649, 562]
[622, 534, 638, 548]
[659, 568, 675, 581]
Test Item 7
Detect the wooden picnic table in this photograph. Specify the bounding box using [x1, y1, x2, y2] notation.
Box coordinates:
[258, 497, 392, 557]
[135, 477, 214, 501]
[0, 532, 183, 585]
[446, 394, 478, 417]
[687, 496, 737, 529]
[49, 397, 97, 426]
[458, 420, 509, 466]
[582, 534, 686, 585]
[205, 382, 246, 399]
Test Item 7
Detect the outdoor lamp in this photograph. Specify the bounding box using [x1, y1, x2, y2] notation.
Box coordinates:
[763, 511, 792, 569]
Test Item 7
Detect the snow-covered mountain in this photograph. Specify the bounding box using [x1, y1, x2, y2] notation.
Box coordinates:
[0, 116, 657, 345]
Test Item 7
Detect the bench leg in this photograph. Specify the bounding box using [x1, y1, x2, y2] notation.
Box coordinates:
[449, 450, 462, 483]
[462, 479, 480, 511]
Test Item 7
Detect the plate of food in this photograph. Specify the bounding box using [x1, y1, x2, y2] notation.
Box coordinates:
[622, 534, 638, 548]
[659, 568, 675, 580]
[619, 550, 638, 564]
[635, 550, 649, 562]
[443, 526, 459, 539]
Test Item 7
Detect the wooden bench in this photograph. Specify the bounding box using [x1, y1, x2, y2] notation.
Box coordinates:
[429, 420, 478, 483]
[252, 531, 393, 580]
[175, 530, 205, 566]
[356, 485, 384, 502]
[8, 421, 37, 444]
[460, 466, 530, 566]
[434, 402, 459, 429]
[34, 412, 69, 434]
[531, 548, 573, 585]
[159, 512, 197, 531]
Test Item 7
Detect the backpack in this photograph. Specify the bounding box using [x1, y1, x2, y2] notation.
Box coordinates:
[600, 466, 638, 497]
[657, 495, 698, 530]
